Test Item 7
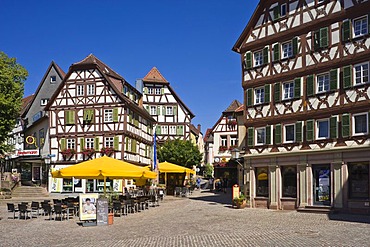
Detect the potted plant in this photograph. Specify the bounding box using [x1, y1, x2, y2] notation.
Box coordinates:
[233, 194, 247, 209]
[219, 146, 228, 152]
[100, 147, 115, 156]
[82, 148, 95, 156]
[61, 148, 76, 156]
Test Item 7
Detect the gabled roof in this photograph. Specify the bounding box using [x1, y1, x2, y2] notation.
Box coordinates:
[21, 61, 65, 118]
[223, 100, 242, 113]
[21, 94, 34, 115]
[190, 124, 200, 136]
[203, 128, 213, 143]
[235, 104, 244, 113]
[143, 67, 168, 84]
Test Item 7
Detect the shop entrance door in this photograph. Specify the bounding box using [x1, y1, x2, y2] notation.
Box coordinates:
[313, 165, 331, 206]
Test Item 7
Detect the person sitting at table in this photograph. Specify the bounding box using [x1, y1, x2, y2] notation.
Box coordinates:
[82, 198, 96, 214]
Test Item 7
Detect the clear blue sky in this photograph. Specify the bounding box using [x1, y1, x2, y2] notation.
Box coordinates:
[0, 0, 258, 133]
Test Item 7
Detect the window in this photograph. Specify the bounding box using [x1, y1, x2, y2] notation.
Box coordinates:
[104, 109, 113, 122]
[105, 137, 114, 148]
[254, 50, 263, 67]
[317, 119, 329, 139]
[317, 73, 330, 93]
[353, 16, 368, 38]
[283, 82, 294, 100]
[220, 136, 227, 147]
[166, 106, 173, 115]
[87, 84, 95, 95]
[40, 98, 49, 106]
[281, 4, 287, 17]
[282, 166, 297, 197]
[150, 106, 157, 115]
[354, 63, 369, 85]
[284, 124, 295, 143]
[50, 76, 57, 83]
[349, 163, 369, 199]
[161, 126, 168, 135]
[123, 86, 128, 95]
[256, 167, 268, 197]
[169, 126, 177, 135]
[85, 138, 94, 149]
[255, 87, 265, 104]
[148, 87, 153, 94]
[230, 136, 238, 147]
[282, 41, 293, 59]
[155, 88, 161, 95]
[353, 113, 368, 135]
[67, 139, 75, 149]
[256, 127, 266, 145]
[76, 85, 84, 96]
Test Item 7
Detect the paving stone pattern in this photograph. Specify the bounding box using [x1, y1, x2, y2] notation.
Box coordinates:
[1, 189, 370, 247]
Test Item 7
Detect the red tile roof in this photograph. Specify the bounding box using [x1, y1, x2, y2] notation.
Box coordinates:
[143, 67, 168, 83]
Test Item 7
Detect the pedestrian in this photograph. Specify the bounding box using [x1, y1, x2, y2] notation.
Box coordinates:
[196, 177, 201, 190]
[223, 177, 228, 193]
[209, 177, 214, 191]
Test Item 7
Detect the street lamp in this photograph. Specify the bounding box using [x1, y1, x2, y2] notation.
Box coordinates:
[231, 148, 246, 196]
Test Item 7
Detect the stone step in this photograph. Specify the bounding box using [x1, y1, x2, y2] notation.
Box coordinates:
[297, 205, 332, 214]
[11, 186, 50, 198]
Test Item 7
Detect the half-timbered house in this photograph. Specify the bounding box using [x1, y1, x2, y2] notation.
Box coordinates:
[45, 54, 155, 193]
[233, 0, 370, 213]
[138, 67, 195, 144]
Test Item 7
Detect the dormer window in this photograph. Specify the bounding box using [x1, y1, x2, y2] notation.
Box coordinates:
[50, 76, 57, 83]
[280, 4, 287, 17]
[40, 98, 49, 106]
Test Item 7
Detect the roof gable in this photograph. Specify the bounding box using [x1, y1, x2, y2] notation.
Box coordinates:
[143, 67, 168, 83]
[223, 100, 242, 113]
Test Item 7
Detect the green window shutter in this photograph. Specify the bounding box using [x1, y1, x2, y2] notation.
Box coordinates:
[245, 52, 252, 69]
[320, 27, 329, 48]
[273, 6, 280, 20]
[313, 30, 321, 51]
[306, 120, 314, 141]
[274, 82, 281, 103]
[330, 69, 338, 91]
[265, 126, 271, 145]
[263, 47, 269, 65]
[143, 87, 148, 94]
[128, 111, 132, 123]
[173, 106, 177, 115]
[162, 106, 166, 116]
[89, 109, 94, 122]
[273, 43, 280, 61]
[177, 125, 184, 135]
[94, 137, 99, 151]
[292, 37, 298, 56]
[60, 138, 66, 150]
[65, 110, 75, 125]
[330, 116, 337, 139]
[294, 78, 301, 99]
[306, 75, 314, 97]
[114, 136, 119, 150]
[156, 125, 161, 135]
[295, 121, 302, 142]
[65, 111, 70, 125]
[113, 108, 118, 122]
[264, 84, 270, 103]
[247, 127, 254, 147]
[342, 114, 350, 138]
[145, 105, 149, 113]
[84, 109, 93, 122]
[342, 20, 351, 42]
[161, 88, 165, 94]
[157, 106, 161, 115]
[343, 65, 353, 89]
[80, 138, 84, 151]
[275, 124, 282, 144]
[246, 88, 253, 107]
[125, 137, 129, 150]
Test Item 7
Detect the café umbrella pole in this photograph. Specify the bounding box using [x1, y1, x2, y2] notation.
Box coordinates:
[103, 176, 107, 197]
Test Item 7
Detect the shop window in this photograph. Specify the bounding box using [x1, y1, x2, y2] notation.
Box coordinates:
[282, 166, 297, 197]
[256, 167, 269, 197]
[348, 163, 369, 199]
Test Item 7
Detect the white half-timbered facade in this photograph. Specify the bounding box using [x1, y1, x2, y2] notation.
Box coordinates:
[233, 0, 370, 213]
[46, 54, 155, 193]
[138, 67, 195, 144]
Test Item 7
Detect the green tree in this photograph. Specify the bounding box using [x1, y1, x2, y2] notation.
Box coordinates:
[0, 51, 27, 154]
[203, 163, 214, 178]
[157, 139, 202, 168]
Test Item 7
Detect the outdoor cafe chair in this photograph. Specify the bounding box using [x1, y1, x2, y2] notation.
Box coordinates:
[7, 203, 19, 219]
[31, 201, 40, 218]
[65, 203, 75, 220]
[174, 187, 181, 197]
[181, 187, 189, 197]
[113, 201, 123, 217]
[125, 199, 137, 214]
[53, 204, 67, 221]
[18, 204, 31, 220]
[42, 203, 53, 220]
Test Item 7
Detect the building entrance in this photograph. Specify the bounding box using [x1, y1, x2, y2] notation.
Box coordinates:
[313, 165, 331, 206]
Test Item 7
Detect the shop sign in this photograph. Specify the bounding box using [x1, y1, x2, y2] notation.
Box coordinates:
[16, 150, 39, 156]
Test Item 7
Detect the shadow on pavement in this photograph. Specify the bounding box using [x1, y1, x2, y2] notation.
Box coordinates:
[189, 189, 233, 207]
[328, 213, 370, 224]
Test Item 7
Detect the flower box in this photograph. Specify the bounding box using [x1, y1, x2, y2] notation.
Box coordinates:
[82, 148, 95, 156]
[61, 148, 76, 156]
[100, 147, 115, 156]
[219, 146, 228, 152]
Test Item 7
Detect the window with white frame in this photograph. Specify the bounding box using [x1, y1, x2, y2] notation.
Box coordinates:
[87, 84, 95, 95]
[353, 16, 368, 38]
[353, 113, 368, 135]
[155, 88, 161, 95]
[161, 126, 168, 135]
[76, 85, 84, 96]
[148, 87, 153, 94]
[105, 137, 114, 148]
[166, 106, 173, 115]
[169, 126, 176, 135]
[317, 119, 329, 139]
[230, 136, 238, 147]
[282, 41, 293, 59]
[283, 82, 294, 100]
[254, 50, 263, 67]
[50, 76, 57, 83]
[220, 136, 227, 147]
[85, 138, 94, 149]
[354, 63, 369, 85]
[317, 73, 330, 93]
[67, 139, 75, 149]
[150, 106, 157, 115]
[256, 127, 266, 145]
[104, 109, 113, 122]
[284, 124, 295, 143]
[40, 98, 49, 106]
[255, 87, 265, 104]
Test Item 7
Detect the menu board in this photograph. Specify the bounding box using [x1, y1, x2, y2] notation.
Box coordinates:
[96, 198, 109, 226]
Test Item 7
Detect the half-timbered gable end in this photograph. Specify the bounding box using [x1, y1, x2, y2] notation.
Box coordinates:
[46, 54, 155, 177]
[139, 67, 195, 143]
[233, 0, 370, 213]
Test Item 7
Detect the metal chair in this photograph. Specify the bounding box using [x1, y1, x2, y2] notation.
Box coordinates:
[31, 201, 40, 218]
[7, 203, 19, 219]
[113, 201, 123, 217]
[53, 204, 66, 221]
[42, 203, 53, 220]
[18, 204, 31, 220]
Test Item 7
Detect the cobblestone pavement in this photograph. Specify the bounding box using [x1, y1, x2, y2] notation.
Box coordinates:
[1, 189, 370, 247]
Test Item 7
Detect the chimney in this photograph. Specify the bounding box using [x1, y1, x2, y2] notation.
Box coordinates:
[197, 124, 201, 132]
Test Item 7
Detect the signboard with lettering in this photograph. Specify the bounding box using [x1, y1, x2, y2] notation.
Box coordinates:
[96, 198, 109, 226]
[16, 150, 39, 156]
